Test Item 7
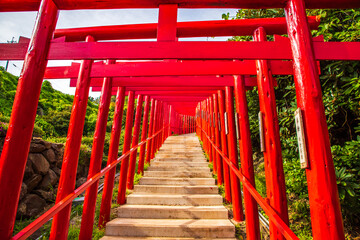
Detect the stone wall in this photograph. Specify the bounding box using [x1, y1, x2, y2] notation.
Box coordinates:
[0, 136, 90, 219]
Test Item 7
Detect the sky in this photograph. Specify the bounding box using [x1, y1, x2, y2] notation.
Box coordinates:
[0, 8, 237, 97]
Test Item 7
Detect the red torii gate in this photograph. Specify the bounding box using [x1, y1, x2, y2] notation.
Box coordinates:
[0, 0, 359, 240]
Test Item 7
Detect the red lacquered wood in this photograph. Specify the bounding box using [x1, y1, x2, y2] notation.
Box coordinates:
[225, 86, 244, 222]
[158, 4, 178, 41]
[99, 87, 126, 227]
[53, 17, 319, 42]
[3, 41, 360, 61]
[117, 91, 136, 205]
[206, 99, 212, 162]
[44, 61, 293, 79]
[234, 75, 260, 240]
[213, 93, 223, 185]
[138, 96, 151, 174]
[285, 1, 345, 239]
[145, 99, 156, 163]
[153, 101, 161, 155]
[217, 90, 232, 203]
[79, 60, 114, 240]
[2, 0, 360, 12]
[0, 0, 58, 238]
[127, 95, 144, 189]
[50, 35, 94, 240]
[209, 97, 217, 174]
[254, 27, 289, 240]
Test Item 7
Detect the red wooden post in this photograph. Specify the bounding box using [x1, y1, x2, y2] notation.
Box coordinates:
[145, 99, 155, 163]
[225, 86, 244, 222]
[0, 0, 59, 238]
[138, 95, 150, 174]
[99, 87, 126, 227]
[213, 93, 223, 185]
[202, 101, 206, 146]
[285, 1, 345, 239]
[155, 102, 163, 150]
[117, 91, 135, 205]
[234, 75, 261, 240]
[150, 100, 159, 159]
[217, 90, 232, 203]
[127, 94, 144, 189]
[50, 35, 95, 240]
[153, 101, 160, 152]
[79, 60, 114, 240]
[168, 105, 172, 136]
[206, 99, 213, 163]
[209, 97, 217, 174]
[253, 27, 289, 240]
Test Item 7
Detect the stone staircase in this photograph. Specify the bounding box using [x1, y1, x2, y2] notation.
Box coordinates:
[101, 133, 236, 240]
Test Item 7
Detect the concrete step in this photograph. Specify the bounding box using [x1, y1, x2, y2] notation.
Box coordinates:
[117, 205, 228, 219]
[150, 162, 209, 168]
[147, 166, 210, 172]
[133, 185, 218, 194]
[105, 219, 235, 238]
[143, 171, 212, 178]
[153, 158, 206, 162]
[101, 237, 237, 240]
[126, 194, 222, 206]
[139, 177, 215, 186]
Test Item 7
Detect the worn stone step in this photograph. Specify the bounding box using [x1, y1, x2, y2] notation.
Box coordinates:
[105, 219, 235, 238]
[143, 171, 212, 178]
[117, 205, 228, 219]
[150, 162, 209, 168]
[139, 177, 215, 186]
[154, 158, 206, 162]
[101, 237, 237, 240]
[126, 194, 222, 206]
[133, 185, 218, 194]
[147, 166, 209, 172]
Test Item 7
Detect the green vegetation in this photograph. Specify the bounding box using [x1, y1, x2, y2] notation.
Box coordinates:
[222, 8, 360, 239]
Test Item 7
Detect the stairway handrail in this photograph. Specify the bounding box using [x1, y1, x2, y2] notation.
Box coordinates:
[199, 127, 299, 240]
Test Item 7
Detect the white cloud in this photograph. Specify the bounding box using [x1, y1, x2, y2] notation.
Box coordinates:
[0, 8, 237, 97]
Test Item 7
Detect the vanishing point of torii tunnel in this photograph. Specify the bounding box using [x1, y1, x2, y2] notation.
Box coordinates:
[0, 0, 360, 239]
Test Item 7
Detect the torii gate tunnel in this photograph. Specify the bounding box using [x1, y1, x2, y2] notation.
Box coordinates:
[0, 0, 360, 239]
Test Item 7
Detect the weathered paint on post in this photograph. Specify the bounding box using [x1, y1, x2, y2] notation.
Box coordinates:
[254, 27, 289, 240]
[285, 0, 345, 239]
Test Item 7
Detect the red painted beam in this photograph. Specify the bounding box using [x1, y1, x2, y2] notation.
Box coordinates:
[151, 96, 207, 102]
[2, 41, 359, 61]
[44, 60, 294, 78]
[75, 76, 264, 88]
[1, 0, 359, 12]
[125, 87, 225, 91]
[96, 90, 217, 96]
[53, 17, 319, 42]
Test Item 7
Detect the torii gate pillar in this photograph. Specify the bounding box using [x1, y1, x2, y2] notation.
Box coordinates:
[285, 0, 345, 239]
